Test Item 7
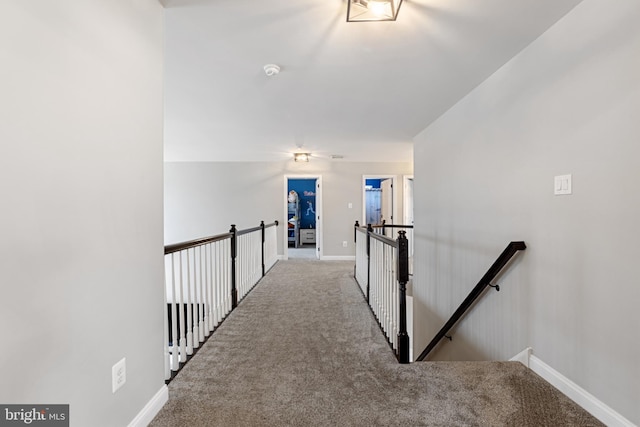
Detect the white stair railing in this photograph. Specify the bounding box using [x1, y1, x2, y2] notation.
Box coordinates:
[355, 227, 368, 295]
[353, 222, 410, 363]
[265, 222, 278, 273]
[164, 221, 279, 380]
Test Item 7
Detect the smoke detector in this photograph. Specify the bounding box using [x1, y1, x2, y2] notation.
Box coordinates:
[264, 64, 280, 76]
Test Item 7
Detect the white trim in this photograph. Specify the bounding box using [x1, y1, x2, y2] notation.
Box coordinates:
[511, 348, 635, 427]
[402, 175, 414, 227]
[362, 174, 398, 227]
[127, 385, 168, 427]
[509, 346, 532, 367]
[321, 256, 356, 261]
[284, 175, 323, 261]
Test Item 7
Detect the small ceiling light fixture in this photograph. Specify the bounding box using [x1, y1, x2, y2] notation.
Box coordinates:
[294, 153, 310, 162]
[347, 0, 403, 22]
[264, 64, 280, 76]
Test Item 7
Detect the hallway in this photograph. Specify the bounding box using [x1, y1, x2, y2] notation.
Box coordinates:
[150, 260, 601, 426]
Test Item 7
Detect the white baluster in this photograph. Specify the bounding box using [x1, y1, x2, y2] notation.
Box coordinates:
[178, 253, 187, 363]
[390, 245, 394, 339]
[192, 249, 200, 349]
[163, 265, 170, 380]
[388, 244, 394, 346]
[242, 234, 247, 297]
[186, 250, 194, 355]
[207, 243, 214, 330]
[170, 254, 179, 371]
[198, 245, 205, 343]
[225, 239, 232, 314]
[238, 235, 243, 301]
[203, 244, 211, 336]
[216, 240, 223, 321]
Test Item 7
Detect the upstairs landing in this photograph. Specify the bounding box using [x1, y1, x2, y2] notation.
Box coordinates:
[151, 260, 601, 426]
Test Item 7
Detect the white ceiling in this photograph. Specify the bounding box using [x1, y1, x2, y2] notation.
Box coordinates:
[162, 0, 582, 162]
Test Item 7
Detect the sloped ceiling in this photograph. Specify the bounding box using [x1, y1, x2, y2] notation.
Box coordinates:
[163, 0, 582, 162]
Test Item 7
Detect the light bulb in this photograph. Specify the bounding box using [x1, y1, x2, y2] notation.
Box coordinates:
[369, 0, 388, 16]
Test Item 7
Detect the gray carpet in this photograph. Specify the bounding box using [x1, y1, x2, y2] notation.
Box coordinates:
[150, 260, 603, 427]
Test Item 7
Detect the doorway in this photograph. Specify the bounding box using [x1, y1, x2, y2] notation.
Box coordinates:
[403, 175, 414, 227]
[362, 175, 396, 236]
[284, 175, 322, 260]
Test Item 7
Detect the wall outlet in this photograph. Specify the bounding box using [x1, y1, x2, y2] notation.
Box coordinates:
[342, 241, 348, 247]
[112, 357, 126, 393]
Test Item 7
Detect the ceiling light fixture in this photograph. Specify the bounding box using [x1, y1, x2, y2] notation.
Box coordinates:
[294, 153, 310, 162]
[347, 0, 402, 22]
[264, 64, 280, 76]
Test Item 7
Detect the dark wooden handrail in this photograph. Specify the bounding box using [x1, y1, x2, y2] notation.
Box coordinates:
[354, 221, 413, 242]
[369, 232, 398, 247]
[371, 224, 414, 229]
[164, 233, 232, 255]
[416, 241, 526, 361]
[164, 221, 279, 254]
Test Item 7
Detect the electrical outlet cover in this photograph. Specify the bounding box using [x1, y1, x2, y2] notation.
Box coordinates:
[112, 357, 126, 393]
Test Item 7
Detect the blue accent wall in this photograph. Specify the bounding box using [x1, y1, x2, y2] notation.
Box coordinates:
[366, 179, 381, 188]
[288, 179, 316, 229]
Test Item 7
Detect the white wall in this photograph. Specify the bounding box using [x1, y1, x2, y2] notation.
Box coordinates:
[164, 161, 412, 256]
[412, 0, 640, 424]
[0, 2, 165, 426]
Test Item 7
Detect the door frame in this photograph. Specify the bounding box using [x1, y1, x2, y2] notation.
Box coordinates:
[362, 175, 398, 227]
[283, 175, 323, 260]
[403, 175, 414, 226]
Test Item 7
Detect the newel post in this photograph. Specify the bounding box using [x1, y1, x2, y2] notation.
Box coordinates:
[354, 220, 360, 243]
[260, 220, 266, 277]
[397, 230, 410, 364]
[366, 223, 373, 303]
[230, 224, 238, 309]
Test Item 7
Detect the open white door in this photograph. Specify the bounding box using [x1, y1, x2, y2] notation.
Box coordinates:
[315, 179, 322, 259]
[381, 178, 393, 224]
[381, 178, 394, 236]
[362, 175, 398, 230]
[403, 176, 414, 227]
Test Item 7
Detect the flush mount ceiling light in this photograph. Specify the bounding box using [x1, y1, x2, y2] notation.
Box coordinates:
[347, 0, 403, 22]
[294, 153, 310, 162]
[264, 64, 280, 76]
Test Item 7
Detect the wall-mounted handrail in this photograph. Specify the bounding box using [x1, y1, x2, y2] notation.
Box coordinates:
[416, 241, 526, 362]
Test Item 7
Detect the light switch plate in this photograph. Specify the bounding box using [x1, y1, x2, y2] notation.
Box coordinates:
[554, 174, 572, 195]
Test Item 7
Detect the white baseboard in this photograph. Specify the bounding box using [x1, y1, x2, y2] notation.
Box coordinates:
[320, 256, 356, 261]
[511, 348, 635, 427]
[509, 347, 532, 367]
[128, 385, 168, 427]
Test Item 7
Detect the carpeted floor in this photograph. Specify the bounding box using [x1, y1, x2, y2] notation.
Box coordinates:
[150, 260, 603, 427]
